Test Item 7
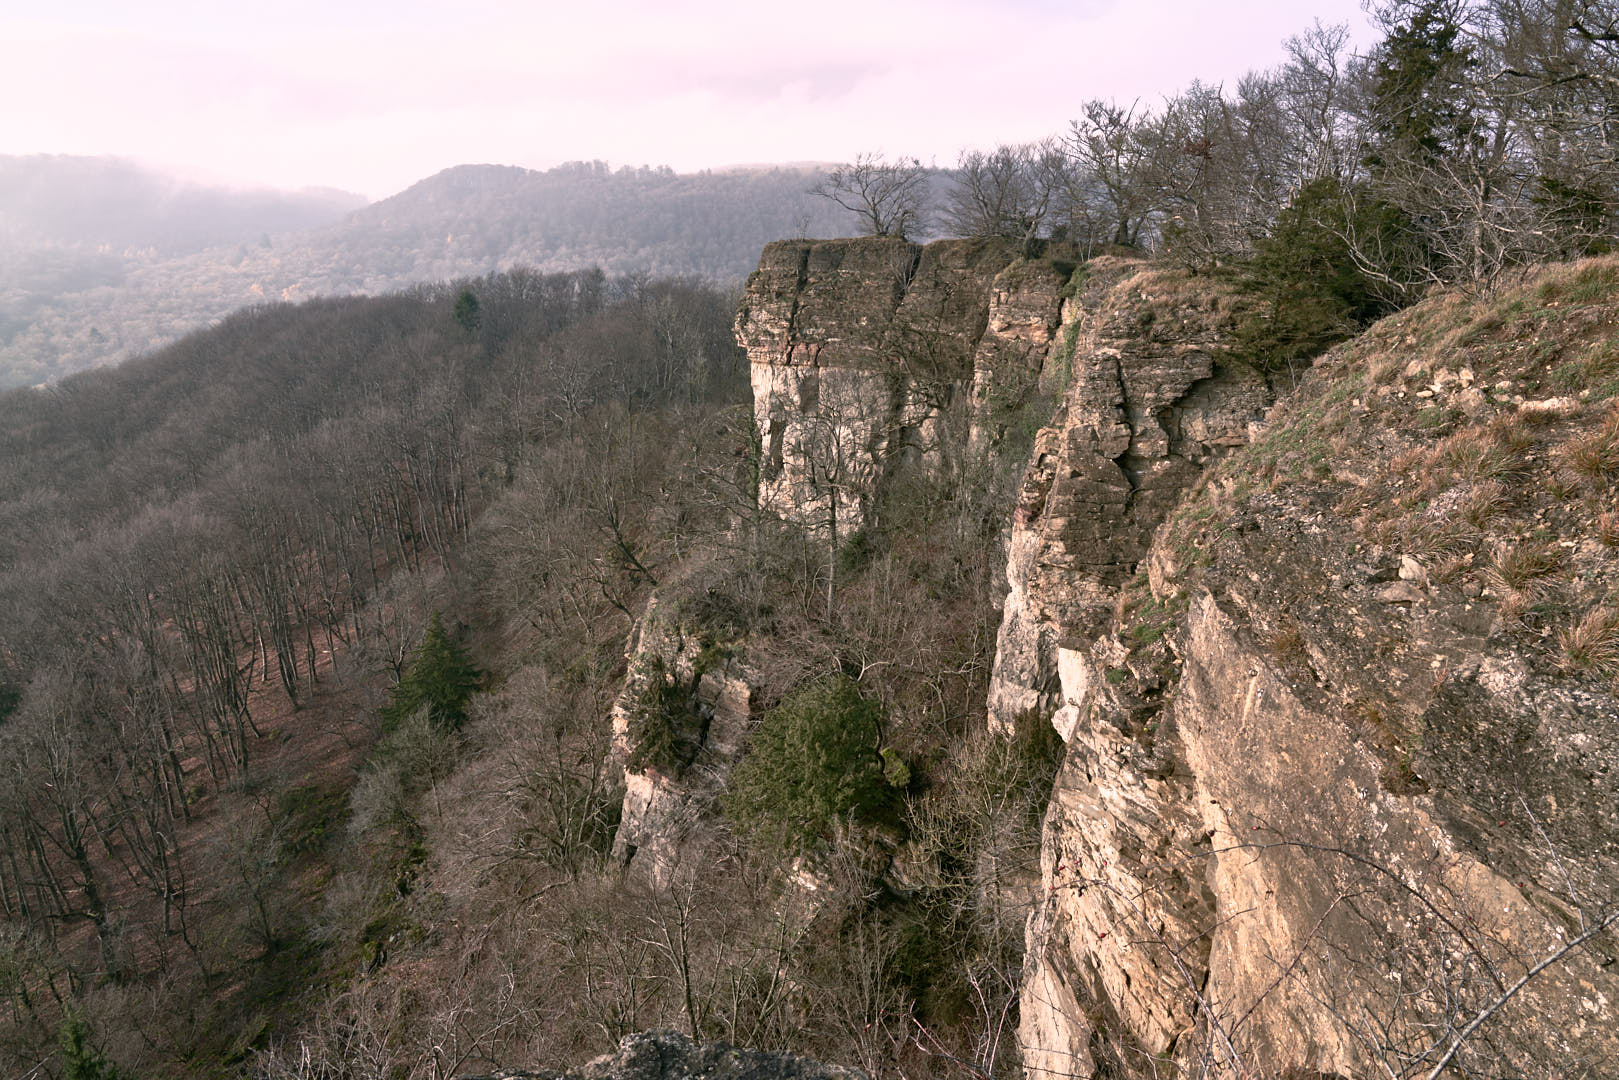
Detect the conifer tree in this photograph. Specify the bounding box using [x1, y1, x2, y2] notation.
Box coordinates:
[723, 675, 894, 853]
[453, 287, 481, 333]
[59, 1011, 124, 1080]
[383, 613, 482, 732]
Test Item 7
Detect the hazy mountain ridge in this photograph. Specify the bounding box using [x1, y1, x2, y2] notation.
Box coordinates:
[0, 154, 367, 253]
[0, 158, 851, 390]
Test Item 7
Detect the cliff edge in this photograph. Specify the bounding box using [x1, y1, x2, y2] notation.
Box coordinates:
[1013, 257, 1619, 1077]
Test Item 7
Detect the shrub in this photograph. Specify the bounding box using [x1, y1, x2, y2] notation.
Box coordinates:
[723, 675, 894, 853]
[1234, 178, 1406, 370]
[624, 655, 709, 778]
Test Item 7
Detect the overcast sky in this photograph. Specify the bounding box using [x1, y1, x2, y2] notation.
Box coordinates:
[2, 0, 1380, 201]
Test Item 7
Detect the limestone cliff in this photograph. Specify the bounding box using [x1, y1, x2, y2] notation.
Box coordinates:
[617, 237, 1073, 888]
[621, 241, 1617, 1078]
[986, 258, 1271, 738]
[734, 237, 1072, 533]
[611, 595, 755, 888]
[1012, 259, 1619, 1077]
[609, 237, 1080, 891]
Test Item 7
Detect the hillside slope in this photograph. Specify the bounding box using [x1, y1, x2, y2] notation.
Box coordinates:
[0, 160, 851, 390]
[5, 239, 1615, 1080]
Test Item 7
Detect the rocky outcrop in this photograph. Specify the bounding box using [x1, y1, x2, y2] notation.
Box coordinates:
[642, 240, 1617, 1077]
[610, 596, 754, 889]
[967, 256, 1074, 454]
[615, 237, 1075, 894]
[458, 1030, 865, 1080]
[986, 259, 1270, 736]
[1011, 260, 1619, 1077]
[735, 237, 1072, 532]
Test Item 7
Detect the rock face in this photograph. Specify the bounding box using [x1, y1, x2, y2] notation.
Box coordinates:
[617, 237, 1076, 892]
[610, 596, 755, 888]
[986, 259, 1270, 736]
[735, 237, 1071, 533]
[1010, 262, 1619, 1077]
[458, 1030, 865, 1080]
[630, 241, 1617, 1077]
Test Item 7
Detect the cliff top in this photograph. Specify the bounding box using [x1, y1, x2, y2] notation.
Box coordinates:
[736, 235, 1081, 373]
[1160, 252, 1619, 893]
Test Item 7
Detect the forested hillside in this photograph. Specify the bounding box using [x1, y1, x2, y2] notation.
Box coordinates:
[0, 159, 851, 390]
[0, 268, 753, 1075]
[3, 2, 1617, 1077]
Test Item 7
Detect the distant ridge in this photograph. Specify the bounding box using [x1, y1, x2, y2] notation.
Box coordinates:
[0, 157, 851, 389]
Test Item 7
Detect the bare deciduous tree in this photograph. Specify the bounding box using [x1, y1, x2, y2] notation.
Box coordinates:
[812, 154, 931, 239]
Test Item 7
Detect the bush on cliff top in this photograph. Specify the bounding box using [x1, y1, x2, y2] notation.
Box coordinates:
[1234, 178, 1409, 371]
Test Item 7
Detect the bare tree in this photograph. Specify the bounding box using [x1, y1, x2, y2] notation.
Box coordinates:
[1066, 101, 1173, 248]
[944, 141, 1070, 253]
[1280, 21, 1358, 186]
[812, 153, 931, 239]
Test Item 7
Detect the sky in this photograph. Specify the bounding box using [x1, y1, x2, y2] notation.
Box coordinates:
[1, 0, 1381, 201]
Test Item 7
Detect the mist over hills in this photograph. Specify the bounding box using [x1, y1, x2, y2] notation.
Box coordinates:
[0, 155, 367, 253]
[0, 156, 850, 390]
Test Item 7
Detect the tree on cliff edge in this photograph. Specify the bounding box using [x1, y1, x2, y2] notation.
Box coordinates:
[811, 153, 930, 239]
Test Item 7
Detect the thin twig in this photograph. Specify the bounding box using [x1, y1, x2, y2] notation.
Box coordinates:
[1424, 907, 1619, 1079]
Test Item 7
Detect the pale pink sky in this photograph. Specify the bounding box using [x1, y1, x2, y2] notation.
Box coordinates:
[1, 0, 1379, 199]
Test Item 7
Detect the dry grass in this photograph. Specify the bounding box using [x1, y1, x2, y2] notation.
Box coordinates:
[1400, 514, 1478, 559]
[1534, 257, 1619, 306]
[1417, 414, 1538, 505]
[1597, 511, 1619, 547]
[1461, 481, 1511, 528]
[1497, 587, 1532, 629]
[1547, 470, 1583, 501]
[1558, 406, 1619, 481]
[1368, 352, 1403, 385]
[1489, 538, 1566, 591]
[1558, 605, 1619, 676]
[1117, 265, 1239, 311]
[1391, 444, 1429, 475]
[1432, 427, 1519, 484]
[1430, 551, 1475, 583]
[1487, 412, 1536, 453]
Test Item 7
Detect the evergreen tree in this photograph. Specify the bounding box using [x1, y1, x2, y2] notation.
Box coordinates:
[383, 613, 483, 732]
[453, 287, 481, 333]
[59, 1011, 124, 1080]
[722, 675, 895, 853]
[1235, 178, 1406, 368]
[1366, 0, 1475, 166]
